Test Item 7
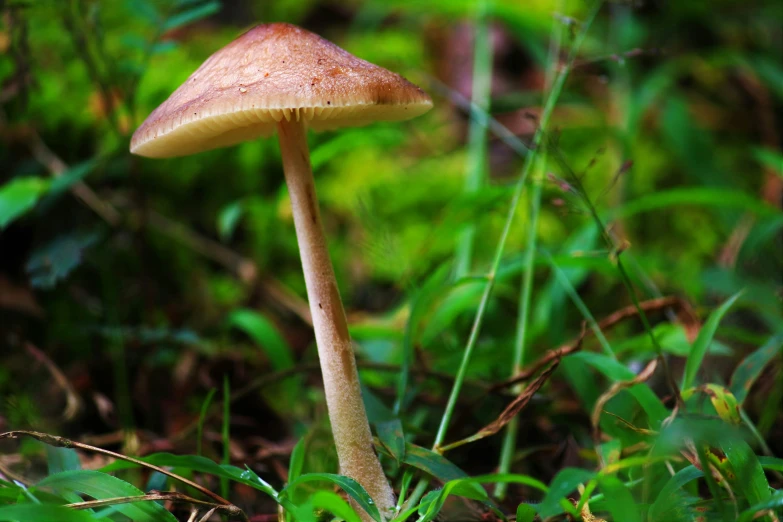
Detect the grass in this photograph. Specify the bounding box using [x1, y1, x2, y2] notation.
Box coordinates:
[1, 0, 781, 521]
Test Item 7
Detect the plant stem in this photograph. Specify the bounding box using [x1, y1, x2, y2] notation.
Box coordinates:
[494, 158, 543, 499]
[495, 1, 563, 496]
[277, 119, 395, 520]
[432, 0, 603, 454]
[455, 0, 492, 278]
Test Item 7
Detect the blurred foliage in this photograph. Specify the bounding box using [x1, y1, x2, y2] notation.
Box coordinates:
[1, 0, 782, 520]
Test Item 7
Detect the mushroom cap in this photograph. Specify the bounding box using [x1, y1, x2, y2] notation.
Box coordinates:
[131, 23, 433, 158]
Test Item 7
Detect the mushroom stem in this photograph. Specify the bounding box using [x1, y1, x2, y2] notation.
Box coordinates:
[277, 118, 396, 520]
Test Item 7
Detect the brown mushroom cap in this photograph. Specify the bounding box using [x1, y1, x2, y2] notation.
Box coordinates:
[131, 23, 433, 158]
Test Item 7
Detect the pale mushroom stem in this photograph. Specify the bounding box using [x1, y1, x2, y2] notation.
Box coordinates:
[277, 118, 396, 520]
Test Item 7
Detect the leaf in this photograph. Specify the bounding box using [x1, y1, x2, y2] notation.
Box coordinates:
[753, 147, 783, 177]
[416, 474, 543, 522]
[397, 263, 452, 413]
[99, 452, 280, 500]
[615, 322, 733, 357]
[516, 503, 536, 522]
[361, 384, 397, 424]
[611, 187, 781, 221]
[46, 446, 81, 475]
[217, 200, 244, 241]
[37, 470, 178, 522]
[375, 419, 405, 465]
[598, 475, 641, 522]
[280, 473, 381, 522]
[538, 468, 595, 519]
[26, 231, 101, 289]
[759, 456, 783, 473]
[681, 291, 743, 390]
[227, 309, 294, 370]
[288, 437, 306, 483]
[0, 177, 50, 229]
[592, 359, 658, 435]
[569, 352, 668, 425]
[47, 160, 97, 198]
[398, 443, 469, 483]
[737, 490, 783, 522]
[648, 465, 703, 522]
[701, 384, 741, 425]
[309, 490, 362, 522]
[0, 505, 97, 522]
[163, 1, 220, 31]
[721, 438, 771, 506]
[729, 331, 783, 404]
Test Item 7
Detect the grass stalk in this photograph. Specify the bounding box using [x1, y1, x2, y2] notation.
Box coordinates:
[494, 1, 564, 498]
[432, 0, 604, 453]
[454, 0, 492, 278]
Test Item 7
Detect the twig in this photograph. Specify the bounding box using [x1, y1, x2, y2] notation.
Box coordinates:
[22, 126, 312, 324]
[0, 431, 232, 507]
[24, 342, 82, 420]
[492, 296, 697, 392]
[25, 125, 122, 226]
[66, 490, 247, 521]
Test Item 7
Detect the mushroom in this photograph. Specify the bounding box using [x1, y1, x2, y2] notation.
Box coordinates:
[130, 23, 432, 520]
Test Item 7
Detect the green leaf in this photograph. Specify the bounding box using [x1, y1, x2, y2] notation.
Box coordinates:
[288, 437, 306, 483]
[538, 468, 594, 519]
[611, 187, 781, 221]
[375, 419, 405, 465]
[47, 160, 97, 198]
[516, 503, 536, 522]
[417, 474, 543, 522]
[569, 352, 668, 425]
[397, 443, 468, 483]
[701, 384, 741, 425]
[309, 490, 362, 522]
[759, 456, 783, 473]
[648, 465, 703, 522]
[37, 470, 178, 522]
[681, 291, 743, 390]
[26, 231, 101, 289]
[615, 322, 733, 358]
[729, 332, 783, 404]
[598, 475, 641, 522]
[217, 200, 244, 241]
[753, 147, 783, 178]
[398, 263, 452, 413]
[227, 309, 294, 370]
[737, 490, 783, 522]
[163, 1, 220, 31]
[0, 177, 50, 229]
[46, 446, 81, 475]
[280, 473, 382, 522]
[721, 438, 771, 506]
[99, 452, 280, 500]
[0, 505, 97, 522]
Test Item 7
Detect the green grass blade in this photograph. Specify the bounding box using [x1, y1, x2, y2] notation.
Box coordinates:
[37, 470, 178, 522]
[681, 291, 743, 391]
[738, 490, 783, 522]
[721, 438, 771, 505]
[196, 387, 216, 457]
[281, 473, 382, 522]
[0, 505, 98, 522]
[729, 331, 783, 404]
[221, 374, 230, 500]
[432, 0, 604, 452]
[598, 475, 642, 522]
[454, 0, 492, 278]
